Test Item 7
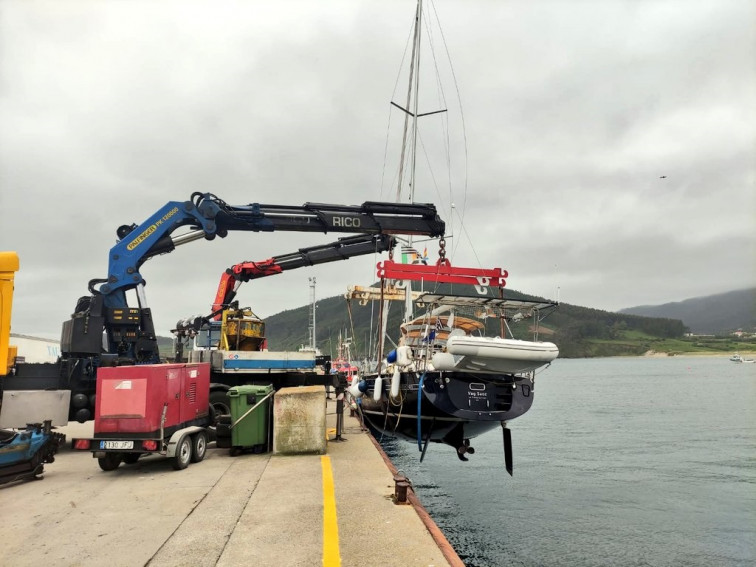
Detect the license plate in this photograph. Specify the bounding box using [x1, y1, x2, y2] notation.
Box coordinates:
[100, 440, 134, 450]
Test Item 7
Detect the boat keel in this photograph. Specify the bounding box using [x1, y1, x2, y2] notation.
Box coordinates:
[502, 421, 513, 476]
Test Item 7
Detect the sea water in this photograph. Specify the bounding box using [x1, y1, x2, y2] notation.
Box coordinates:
[381, 356, 756, 567]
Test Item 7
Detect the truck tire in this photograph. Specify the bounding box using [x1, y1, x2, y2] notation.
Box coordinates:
[98, 453, 122, 471]
[190, 431, 208, 463]
[215, 414, 232, 449]
[209, 390, 231, 419]
[172, 435, 192, 470]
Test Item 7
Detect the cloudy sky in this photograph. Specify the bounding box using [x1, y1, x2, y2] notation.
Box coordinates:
[1, 0, 754, 338]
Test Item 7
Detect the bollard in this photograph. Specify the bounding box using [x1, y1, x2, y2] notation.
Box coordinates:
[334, 392, 346, 442]
[393, 474, 411, 505]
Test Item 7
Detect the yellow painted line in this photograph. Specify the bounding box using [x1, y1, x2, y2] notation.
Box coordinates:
[321, 455, 341, 566]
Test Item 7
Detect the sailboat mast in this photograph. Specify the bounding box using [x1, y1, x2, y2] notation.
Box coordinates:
[409, 0, 422, 207]
[395, 0, 423, 204]
[410, 0, 423, 204]
[404, 0, 423, 323]
[379, 0, 425, 363]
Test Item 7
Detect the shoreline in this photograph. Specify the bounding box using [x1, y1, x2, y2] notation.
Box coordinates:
[641, 350, 756, 358]
[560, 351, 756, 359]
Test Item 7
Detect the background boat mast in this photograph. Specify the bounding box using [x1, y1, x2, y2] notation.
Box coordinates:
[308, 276, 317, 351]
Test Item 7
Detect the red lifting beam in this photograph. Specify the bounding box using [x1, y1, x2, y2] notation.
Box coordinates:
[376, 260, 508, 288]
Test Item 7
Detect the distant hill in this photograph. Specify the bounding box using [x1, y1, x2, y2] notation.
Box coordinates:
[619, 288, 756, 335]
[160, 286, 755, 359]
[262, 284, 704, 359]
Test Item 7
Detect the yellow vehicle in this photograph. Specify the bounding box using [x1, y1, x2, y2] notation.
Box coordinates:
[0, 252, 70, 429]
[0, 251, 19, 377]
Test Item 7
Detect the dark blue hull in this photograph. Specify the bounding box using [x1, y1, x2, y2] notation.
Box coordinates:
[356, 370, 534, 460]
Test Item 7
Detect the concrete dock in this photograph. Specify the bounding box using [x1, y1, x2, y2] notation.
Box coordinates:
[0, 399, 463, 567]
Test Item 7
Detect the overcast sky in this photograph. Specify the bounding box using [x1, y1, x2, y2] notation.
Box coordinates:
[1, 0, 754, 339]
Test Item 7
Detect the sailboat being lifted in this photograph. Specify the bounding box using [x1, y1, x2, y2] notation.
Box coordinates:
[345, 0, 559, 473]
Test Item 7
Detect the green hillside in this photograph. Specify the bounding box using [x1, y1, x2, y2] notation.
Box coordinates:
[260, 286, 755, 359]
[157, 336, 177, 360]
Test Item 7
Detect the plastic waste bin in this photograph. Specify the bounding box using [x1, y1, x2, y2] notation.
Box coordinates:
[228, 384, 274, 454]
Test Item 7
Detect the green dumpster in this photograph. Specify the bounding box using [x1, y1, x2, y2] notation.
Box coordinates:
[228, 384, 274, 453]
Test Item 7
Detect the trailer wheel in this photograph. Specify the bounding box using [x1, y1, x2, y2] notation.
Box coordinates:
[123, 454, 140, 464]
[190, 432, 208, 463]
[98, 453, 122, 471]
[172, 435, 192, 470]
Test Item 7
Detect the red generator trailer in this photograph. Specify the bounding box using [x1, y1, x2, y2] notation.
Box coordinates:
[73, 362, 213, 471]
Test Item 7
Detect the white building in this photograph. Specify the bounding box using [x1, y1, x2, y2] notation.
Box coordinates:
[9, 333, 60, 363]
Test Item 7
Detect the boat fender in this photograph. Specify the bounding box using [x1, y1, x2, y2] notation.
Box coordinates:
[431, 352, 457, 371]
[348, 380, 368, 399]
[386, 349, 398, 363]
[390, 368, 401, 398]
[373, 375, 384, 402]
[396, 345, 413, 367]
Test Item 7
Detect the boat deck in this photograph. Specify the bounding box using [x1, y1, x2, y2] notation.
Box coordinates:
[0, 399, 461, 567]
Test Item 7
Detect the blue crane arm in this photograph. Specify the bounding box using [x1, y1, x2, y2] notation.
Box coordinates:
[99, 197, 218, 308]
[98, 192, 445, 309]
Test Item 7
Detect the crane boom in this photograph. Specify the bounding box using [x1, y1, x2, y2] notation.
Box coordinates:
[100, 192, 444, 309]
[211, 234, 393, 318]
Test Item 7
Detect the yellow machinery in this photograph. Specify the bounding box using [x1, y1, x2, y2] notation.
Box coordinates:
[0, 251, 19, 376]
[219, 307, 266, 351]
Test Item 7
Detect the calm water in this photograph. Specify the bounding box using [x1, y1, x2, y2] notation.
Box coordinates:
[381, 356, 756, 567]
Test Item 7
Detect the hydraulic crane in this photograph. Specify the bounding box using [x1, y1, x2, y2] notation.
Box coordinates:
[1, 193, 445, 423]
[169, 233, 394, 364]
